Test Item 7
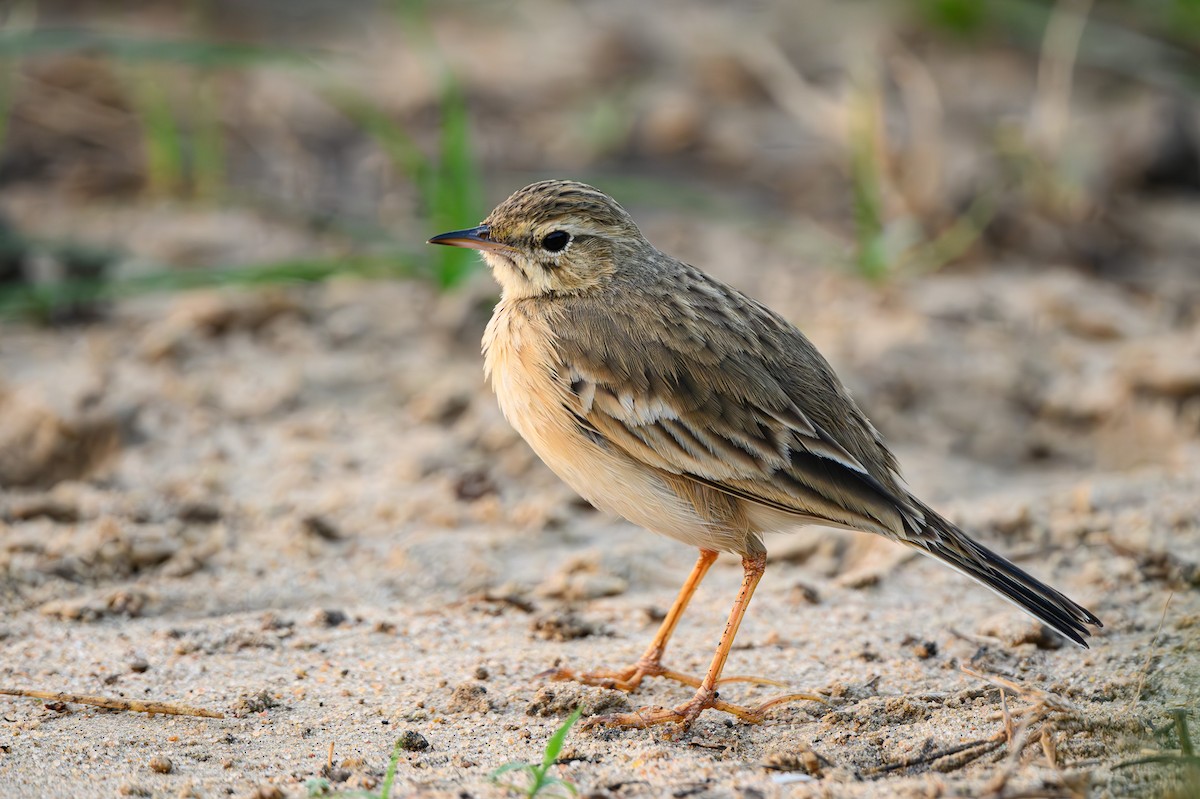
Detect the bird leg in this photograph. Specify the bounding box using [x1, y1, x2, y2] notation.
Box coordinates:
[583, 552, 823, 732]
[542, 549, 723, 692]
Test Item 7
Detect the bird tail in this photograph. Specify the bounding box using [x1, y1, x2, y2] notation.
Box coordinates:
[906, 505, 1101, 648]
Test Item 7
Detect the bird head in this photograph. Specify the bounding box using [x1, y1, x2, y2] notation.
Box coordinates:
[428, 180, 643, 298]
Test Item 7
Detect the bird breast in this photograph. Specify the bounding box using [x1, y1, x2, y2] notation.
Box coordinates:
[482, 299, 746, 553]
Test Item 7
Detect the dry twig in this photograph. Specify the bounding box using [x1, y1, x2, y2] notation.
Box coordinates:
[1002, 688, 1014, 744]
[864, 732, 1007, 777]
[1127, 591, 1174, 715]
[0, 687, 224, 719]
[960, 664, 1076, 714]
[735, 37, 848, 147]
[1028, 0, 1094, 161]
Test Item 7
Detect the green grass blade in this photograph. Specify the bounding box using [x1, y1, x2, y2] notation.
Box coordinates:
[383, 0, 484, 291]
[0, 55, 14, 156]
[538, 775, 578, 796]
[127, 66, 185, 196]
[191, 74, 226, 200]
[429, 73, 483, 289]
[541, 708, 582, 770]
[0, 254, 419, 320]
[849, 144, 888, 281]
[325, 89, 432, 187]
[327, 83, 480, 289]
[487, 710, 582, 797]
[377, 737, 405, 799]
[305, 777, 332, 797]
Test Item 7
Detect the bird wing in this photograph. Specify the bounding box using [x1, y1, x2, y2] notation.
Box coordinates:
[546, 270, 1100, 648]
[550, 279, 925, 539]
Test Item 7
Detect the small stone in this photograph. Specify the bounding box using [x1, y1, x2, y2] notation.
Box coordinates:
[249, 787, 284, 799]
[130, 658, 150, 673]
[525, 685, 629, 718]
[447, 682, 491, 714]
[397, 730, 429, 752]
[177, 501, 221, 524]
[762, 747, 822, 777]
[979, 615, 1064, 650]
[230, 690, 279, 716]
[453, 468, 497, 501]
[260, 613, 294, 632]
[912, 640, 937, 659]
[790, 582, 821, 605]
[343, 774, 379, 791]
[302, 515, 342, 541]
[312, 608, 348, 628]
[0, 386, 120, 488]
[835, 570, 881, 590]
[8, 497, 79, 522]
[1122, 334, 1200, 398]
[473, 666, 489, 681]
[321, 767, 352, 784]
[40, 588, 151, 621]
[530, 613, 599, 641]
[536, 557, 627, 600]
[148, 756, 172, 774]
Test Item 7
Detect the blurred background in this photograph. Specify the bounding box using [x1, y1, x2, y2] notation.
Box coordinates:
[1, 2, 1199, 795]
[0, 0, 1198, 283]
[2, 0, 1199, 481]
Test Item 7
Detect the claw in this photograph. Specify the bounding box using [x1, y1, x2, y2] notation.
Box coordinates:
[582, 688, 827, 733]
[538, 658, 691, 693]
[715, 673, 789, 688]
[537, 665, 640, 692]
[541, 662, 788, 694]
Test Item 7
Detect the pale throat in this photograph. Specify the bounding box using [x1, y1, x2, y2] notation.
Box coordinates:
[482, 251, 552, 299]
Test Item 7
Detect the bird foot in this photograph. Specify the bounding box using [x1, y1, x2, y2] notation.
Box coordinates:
[539, 660, 787, 693]
[580, 688, 826, 733]
[537, 658, 679, 692]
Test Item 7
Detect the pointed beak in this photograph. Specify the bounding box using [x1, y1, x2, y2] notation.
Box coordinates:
[427, 225, 516, 255]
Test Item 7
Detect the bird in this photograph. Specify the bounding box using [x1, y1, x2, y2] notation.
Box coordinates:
[428, 180, 1101, 732]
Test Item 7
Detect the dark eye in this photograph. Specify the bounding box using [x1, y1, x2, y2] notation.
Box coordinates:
[540, 230, 571, 253]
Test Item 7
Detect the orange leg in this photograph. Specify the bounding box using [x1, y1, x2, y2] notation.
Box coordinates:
[584, 552, 824, 732]
[541, 549, 721, 691]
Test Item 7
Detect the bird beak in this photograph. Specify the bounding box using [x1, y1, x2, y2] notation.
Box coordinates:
[427, 225, 517, 255]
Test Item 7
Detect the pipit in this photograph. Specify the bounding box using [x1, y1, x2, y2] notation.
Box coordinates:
[429, 180, 1101, 732]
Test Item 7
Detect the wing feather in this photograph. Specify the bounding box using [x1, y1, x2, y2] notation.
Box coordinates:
[550, 277, 925, 539]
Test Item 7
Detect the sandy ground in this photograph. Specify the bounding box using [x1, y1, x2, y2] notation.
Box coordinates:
[1, 235, 1198, 798]
[2, 2, 1200, 797]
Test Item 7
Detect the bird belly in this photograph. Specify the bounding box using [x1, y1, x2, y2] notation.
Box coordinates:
[527, 409, 737, 551]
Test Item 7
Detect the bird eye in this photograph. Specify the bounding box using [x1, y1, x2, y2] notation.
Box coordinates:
[540, 230, 571, 253]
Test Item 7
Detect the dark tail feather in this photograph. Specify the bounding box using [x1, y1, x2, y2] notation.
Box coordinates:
[909, 507, 1102, 648]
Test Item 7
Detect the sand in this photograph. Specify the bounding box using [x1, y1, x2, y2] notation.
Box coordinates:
[1, 260, 1197, 797]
